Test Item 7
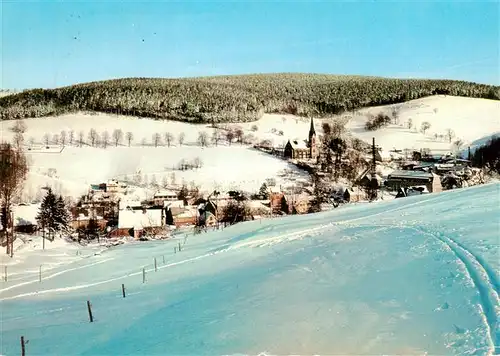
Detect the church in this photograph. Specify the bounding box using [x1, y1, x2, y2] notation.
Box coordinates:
[283, 117, 319, 160]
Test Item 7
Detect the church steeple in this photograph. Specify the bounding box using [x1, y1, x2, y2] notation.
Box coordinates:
[308, 117, 316, 139]
[308, 117, 318, 160]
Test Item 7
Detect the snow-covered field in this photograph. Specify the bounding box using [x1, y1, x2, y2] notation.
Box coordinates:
[1, 183, 499, 355]
[0, 112, 315, 198]
[347, 96, 500, 154]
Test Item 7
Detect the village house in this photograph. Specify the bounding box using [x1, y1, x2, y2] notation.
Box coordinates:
[268, 186, 285, 215]
[385, 170, 442, 193]
[71, 214, 108, 231]
[13, 204, 39, 234]
[90, 180, 127, 195]
[284, 117, 319, 161]
[153, 190, 178, 206]
[173, 209, 198, 228]
[246, 200, 271, 219]
[105, 180, 128, 194]
[199, 211, 217, 227]
[116, 200, 166, 239]
[282, 193, 313, 214]
[163, 200, 198, 228]
[73, 195, 119, 227]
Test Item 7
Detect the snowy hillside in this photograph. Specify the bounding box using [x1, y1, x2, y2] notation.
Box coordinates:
[347, 95, 500, 155]
[1, 183, 499, 355]
[0, 113, 315, 198]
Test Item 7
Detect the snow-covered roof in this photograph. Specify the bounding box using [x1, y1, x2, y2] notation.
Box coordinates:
[247, 201, 271, 211]
[13, 204, 40, 226]
[288, 139, 308, 149]
[118, 209, 163, 229]
[154, 190, 177, 197]
[388, 170, 433, 179]
[164, 200, 185, 208]
[268, 186, 281, 194]
[175, 210, 197, 219]
[119, 200, 142, 210]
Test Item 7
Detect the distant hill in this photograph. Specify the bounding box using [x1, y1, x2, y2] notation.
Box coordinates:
[1, 73, 498, 123]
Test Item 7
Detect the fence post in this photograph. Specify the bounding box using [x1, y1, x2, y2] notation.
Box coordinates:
[174, 246, 177, 254]
[122, 284, 126, 298]
[178, 242, 182, 252]
[87, 300, 94, 322]
[162, 255, 165, 264]
[4, 266, 6, 282]
[142, 267, 146, 283]
[21, 336, 26, 356]
[39, 265, 42, 282]
[154, 258, 157, 272]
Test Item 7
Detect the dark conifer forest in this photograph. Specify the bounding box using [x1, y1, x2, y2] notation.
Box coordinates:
[1, 73, 498, 123]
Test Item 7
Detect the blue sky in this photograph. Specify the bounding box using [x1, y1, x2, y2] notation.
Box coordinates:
[2, 0, 499, 89]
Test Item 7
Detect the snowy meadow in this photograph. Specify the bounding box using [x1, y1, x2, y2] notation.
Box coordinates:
[1, 183, 499, 355]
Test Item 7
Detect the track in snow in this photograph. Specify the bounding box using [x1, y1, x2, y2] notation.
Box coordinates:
[413, 227, 499, 355]
[432, 233, 499, 355]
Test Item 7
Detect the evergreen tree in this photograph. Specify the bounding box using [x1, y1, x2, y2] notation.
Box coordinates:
[36, 189, 70, 240]
[54, 196, 70, 231]
[258, 182, 268, 199]
[36, 188, 57, 240]
[177, 185, 189, 204]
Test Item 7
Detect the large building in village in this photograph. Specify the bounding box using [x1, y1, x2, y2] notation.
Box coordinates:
[283, 117, 319, 160]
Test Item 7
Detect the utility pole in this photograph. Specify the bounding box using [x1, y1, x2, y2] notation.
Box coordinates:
[10, 211, 14, 258]
[370, 137, 379, 201]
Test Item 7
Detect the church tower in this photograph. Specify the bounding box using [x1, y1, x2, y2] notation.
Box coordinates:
[308, 117, 318, 160]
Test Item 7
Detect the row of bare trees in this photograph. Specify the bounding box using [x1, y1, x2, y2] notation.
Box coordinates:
[31, 129, 187, 149]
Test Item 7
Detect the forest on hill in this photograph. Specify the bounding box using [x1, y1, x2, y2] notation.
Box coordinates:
[1, 73, 499, 123]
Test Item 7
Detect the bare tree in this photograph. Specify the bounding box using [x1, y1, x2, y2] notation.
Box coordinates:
[235, 127, 244, 144]
[101, 131, 110, 149]
[331, 121, 345, 138]
[152, 133, 162, 148]
[150, 174, 159, 189]
[60, 130, 67, 146]
[420, 121, 431, 134]
[10, 120, 27, 134]
[88, 128, 98, 147]
[391, 106, 400, 125]
[43, 133, 50, 146]
[112, 129, 123, 147]
[0, 143, 29, 256]
[78, 131, 85, 147]
[178, 132, 185, 146]
[198, 131, 209, 147]
[161, 175, 169, 188]
[52, 134, 60, 145]
[226, 129, 235, 145]
[126, 132, 134, 147]
[28, 136, 35, 147]
[211, 129, 222, 146]
[446, 129, 455, 143]
[193, 156, 203, 169]
[69, 130, 74, 145]
[164, 132, 173, 147]
[407, 118, 413, 130]
[141, 137, 147, 147]
[13, 132, 24, 149]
